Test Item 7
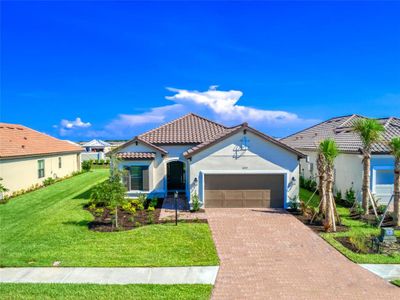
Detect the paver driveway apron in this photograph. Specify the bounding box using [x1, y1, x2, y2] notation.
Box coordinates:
[206, 208, 400, 300]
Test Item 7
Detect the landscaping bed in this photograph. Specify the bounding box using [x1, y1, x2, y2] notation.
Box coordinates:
[293, 212, 348, 233]
[335, 236, 400, 255]
[299, 188, 400, 264]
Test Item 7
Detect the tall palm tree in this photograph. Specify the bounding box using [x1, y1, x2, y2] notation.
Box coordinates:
[389, 137, 400, 226]
[353, 118, 385, 215]
[319, 139, 339, 232]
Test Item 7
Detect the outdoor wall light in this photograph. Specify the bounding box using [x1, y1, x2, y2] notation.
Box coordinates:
[194, 177, 198, 184]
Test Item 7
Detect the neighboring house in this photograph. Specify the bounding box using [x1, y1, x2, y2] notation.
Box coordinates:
[0, 122, 83, 195]
[81, 139, 111, 161]
[282, 115, 400, 205]
[111, 113, 305, 208]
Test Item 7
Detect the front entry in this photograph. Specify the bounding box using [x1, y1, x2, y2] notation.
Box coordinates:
[167, 161, 186, 191]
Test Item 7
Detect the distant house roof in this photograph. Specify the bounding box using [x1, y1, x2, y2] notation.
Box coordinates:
[281, 115, 400, 154]
[0, 123, 83, 159]
[115, 113, 305, 159]
[82, 139, 111, 147]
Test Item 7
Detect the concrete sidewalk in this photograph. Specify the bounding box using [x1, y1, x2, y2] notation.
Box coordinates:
[0, 267, 219, 285]
[360, 264, 400, 281]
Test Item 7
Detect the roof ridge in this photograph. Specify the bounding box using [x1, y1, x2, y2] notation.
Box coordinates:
[337, 114, 362, 128]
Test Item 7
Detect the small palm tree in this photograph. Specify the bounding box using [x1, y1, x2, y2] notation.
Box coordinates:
[389, 137, 400, 226]
[319, 139, 339, 232]
[316, 149, 326, 217]
[353, 118, 385, 214]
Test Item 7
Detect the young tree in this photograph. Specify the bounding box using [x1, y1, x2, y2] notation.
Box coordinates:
[389, 137, 400, 226]
[353, 118, 385, 215]
[319, 139, 339, 232]
[316, 149, 327, 218]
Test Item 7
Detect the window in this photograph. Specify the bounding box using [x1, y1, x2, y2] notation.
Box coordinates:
[308, 162, 314, 174]
[58, 157, 62, 168]
[376, 170, 394, 185]
[124, 166, 149, 191]
[38, 160, 45, 178]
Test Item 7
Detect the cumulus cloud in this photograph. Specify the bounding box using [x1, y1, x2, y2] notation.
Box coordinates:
[57, 117, 91, 136]
[56, 86, 318, 139]
[165, 86, 299, 124]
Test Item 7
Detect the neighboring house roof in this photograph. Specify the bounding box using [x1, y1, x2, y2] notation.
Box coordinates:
[115, 152, 156, 160]
[82, 139, 111, 147]
[0, 122, 83, 159]
[281, 115, 400, 154]
[115, 113, 305, 159]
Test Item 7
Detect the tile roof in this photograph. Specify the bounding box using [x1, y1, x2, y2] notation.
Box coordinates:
[281, 115, 400, 154]
[138, 113, 229, 144]
[115, 113, 305, 159]
[0, 122, 83, 159]
[115, 152, 156, 160]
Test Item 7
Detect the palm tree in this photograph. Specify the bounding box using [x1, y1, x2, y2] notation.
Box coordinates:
[316, 149, 326, 217]
[353, 118, 385, 215]
[319, 139, 339, 232]
[389, 137, 400, 226]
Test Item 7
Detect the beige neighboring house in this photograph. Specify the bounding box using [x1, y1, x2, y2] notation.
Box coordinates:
[0, 122, 83, 195]
[112, 113, 305, 209]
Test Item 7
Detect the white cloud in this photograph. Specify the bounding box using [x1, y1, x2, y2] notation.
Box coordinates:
[165, 86, 300, 124]
[57, 117, 91, 136]
[56, 87, 318, 139]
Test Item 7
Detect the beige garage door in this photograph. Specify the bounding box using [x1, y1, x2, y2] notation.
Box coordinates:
[204, 174, 284, 208]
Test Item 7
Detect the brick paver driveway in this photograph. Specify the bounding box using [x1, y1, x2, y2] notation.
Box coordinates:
[207, 209, 400, 299]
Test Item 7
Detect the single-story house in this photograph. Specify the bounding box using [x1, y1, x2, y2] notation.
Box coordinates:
[82, 139, 111, 153]
[0, 122, 83, 195]
[111, 113, 305, 208]
[281, 115, 399, 205]
[80, 139, 112, 161]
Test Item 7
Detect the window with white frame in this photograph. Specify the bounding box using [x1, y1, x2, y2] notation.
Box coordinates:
[38, 160, 45, 178]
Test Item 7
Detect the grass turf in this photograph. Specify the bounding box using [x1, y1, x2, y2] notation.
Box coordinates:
[299, 188, 400, 264]
[0, 283, 213, 300]
[0, 169, 219, 267]
[391, 280, 400, 287]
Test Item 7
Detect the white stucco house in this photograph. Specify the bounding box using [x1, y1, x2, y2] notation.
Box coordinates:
[282, 115, 400, 205]
[111, 113, 305, 208]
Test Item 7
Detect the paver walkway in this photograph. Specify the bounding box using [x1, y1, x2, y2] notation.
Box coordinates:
[0, 267, 219, 285]
[207, 208, 400, 299]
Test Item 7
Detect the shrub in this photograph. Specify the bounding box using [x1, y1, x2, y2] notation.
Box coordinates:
[349, 233, 369, 254]
[191, 193, 201, 212]
[130, 199, 144, 211]
[345, 187, 356, 206]
[122, 202, 137, 214]
[377, 205, 387, 215]
[335, 190, 342, 201]
[289, 196, 299, 211]
[150, 197, 158, 208]
[94, 207, 104, 217]
[301, 176, 317, 191]
[137, 194, 147, 206]
[82, 160, 92, 172]
[43, 177, 56, 186]
[99, 159, 105, 165]
[147, 206, 155, 224]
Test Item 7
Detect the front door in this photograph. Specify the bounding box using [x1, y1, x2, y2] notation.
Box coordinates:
[167, 161, 186, 191]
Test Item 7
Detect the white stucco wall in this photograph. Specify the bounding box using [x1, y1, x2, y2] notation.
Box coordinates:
[188, 131, 300, 207]
[117, 142, 194, 197]
[0, 153, 81, 194]
[299, 151, 395, 204]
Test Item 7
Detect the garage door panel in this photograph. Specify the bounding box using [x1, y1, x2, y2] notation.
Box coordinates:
[204, 174, 284, 208]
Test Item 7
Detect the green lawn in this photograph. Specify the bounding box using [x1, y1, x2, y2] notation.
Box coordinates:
[299, 188, 400, 264]
[0, 169, 219, 267]
[0, 283, 212, 300]
[392, 280, 400, 287]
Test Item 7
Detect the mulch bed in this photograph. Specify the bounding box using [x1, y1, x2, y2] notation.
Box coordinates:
[335, 237, 375, 254]
[88, 207, 162, 232]
[290, 211, 348, 233]
[335, 236, 400, 255]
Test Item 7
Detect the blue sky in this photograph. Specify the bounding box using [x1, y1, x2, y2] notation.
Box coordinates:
[1, 1, 399, 141]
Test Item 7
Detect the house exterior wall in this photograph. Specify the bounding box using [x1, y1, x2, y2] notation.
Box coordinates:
[0, 152, 81, 194]
[116, 142, 194, 198]
[188, 131, 300, 208]
[299, 151, 394, 205]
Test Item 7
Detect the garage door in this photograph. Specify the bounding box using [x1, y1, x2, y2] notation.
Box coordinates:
[204, 174, 284, 208]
